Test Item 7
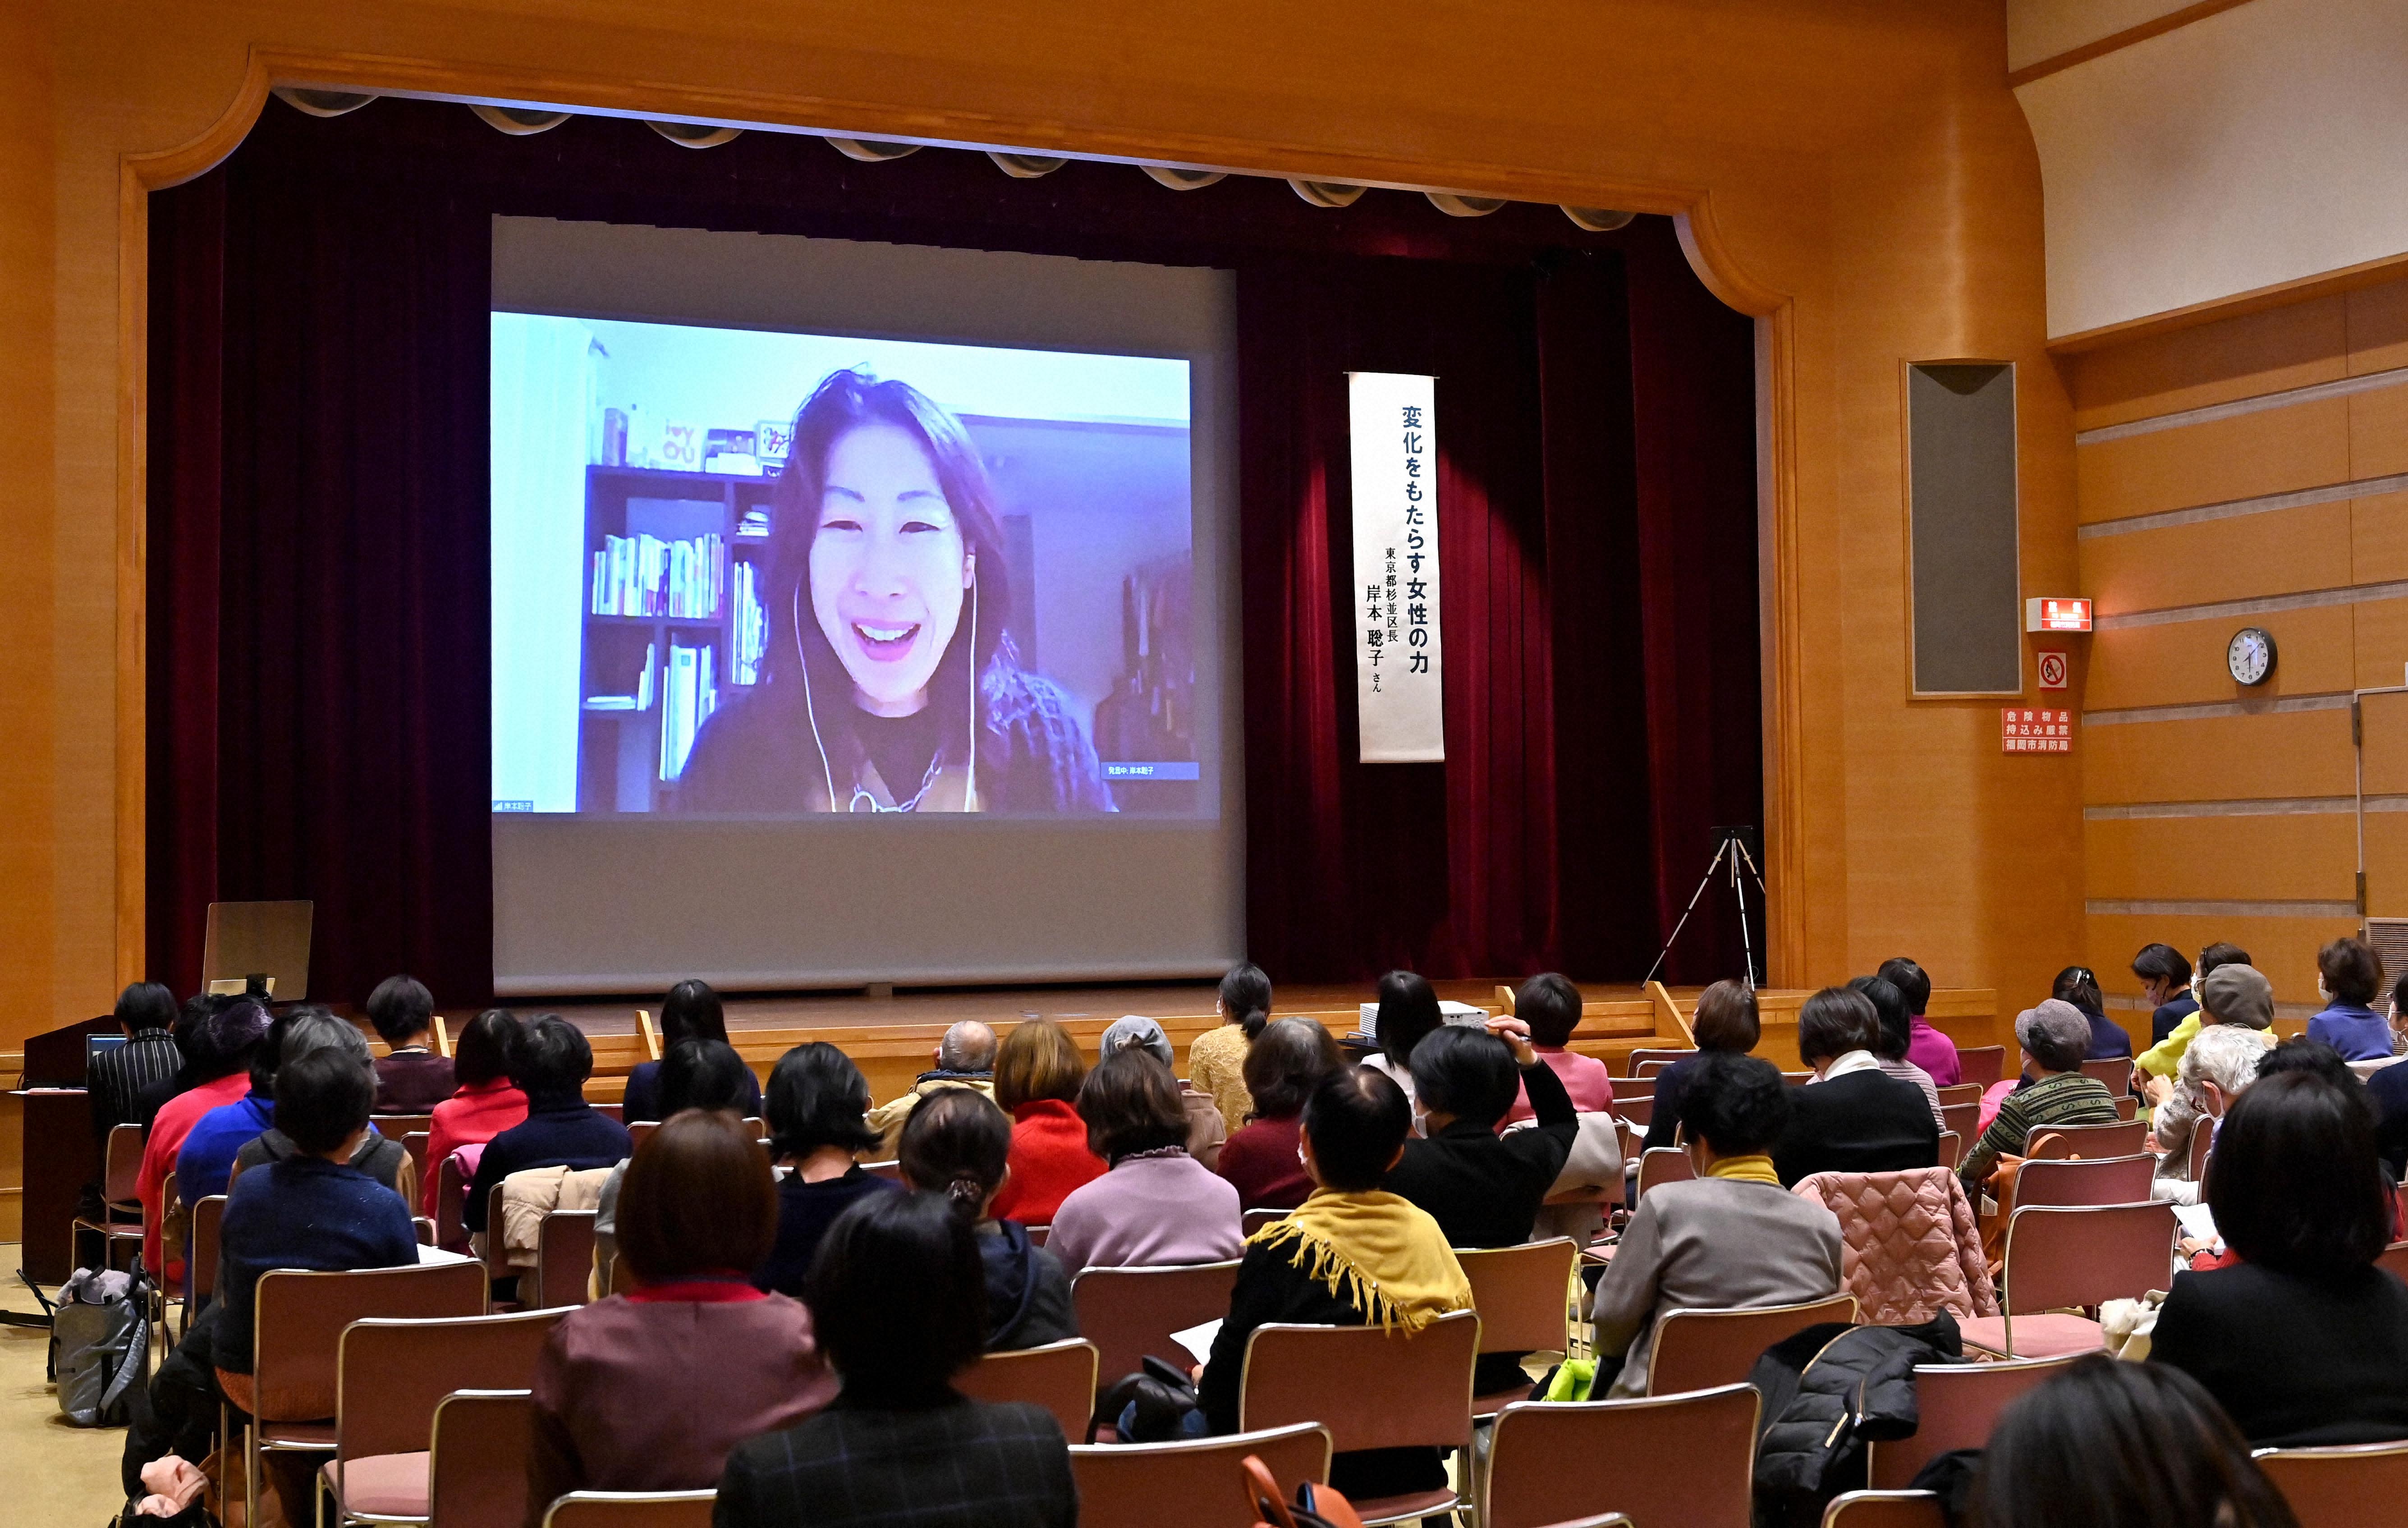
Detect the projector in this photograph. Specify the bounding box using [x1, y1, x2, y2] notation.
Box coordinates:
[1358, 1000, 1489, 1041]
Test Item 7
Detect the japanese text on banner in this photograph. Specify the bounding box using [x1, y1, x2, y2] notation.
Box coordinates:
[1348, 372, 1443, 762]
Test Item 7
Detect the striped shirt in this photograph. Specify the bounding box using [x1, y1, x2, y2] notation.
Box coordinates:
[88, 1031, 183, 1139]
[1959, 1071, 2119, 1196]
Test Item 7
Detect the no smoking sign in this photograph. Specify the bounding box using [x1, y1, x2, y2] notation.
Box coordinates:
[2036, 650, 2069, 691]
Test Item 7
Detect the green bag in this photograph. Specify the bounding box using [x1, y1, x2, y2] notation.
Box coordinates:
[1540, 1357, 1599, 1402]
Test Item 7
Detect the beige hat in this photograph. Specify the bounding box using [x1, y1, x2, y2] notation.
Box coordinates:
[2201, 963, 2275, 1030]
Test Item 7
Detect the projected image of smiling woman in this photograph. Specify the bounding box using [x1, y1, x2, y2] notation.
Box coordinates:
[676, 369, 1116, 815]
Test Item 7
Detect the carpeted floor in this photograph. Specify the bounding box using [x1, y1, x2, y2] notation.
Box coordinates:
[2, 1246, 137, 1525]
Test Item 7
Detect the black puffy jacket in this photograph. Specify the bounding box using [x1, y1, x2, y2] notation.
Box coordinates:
[1749, 1311, 1964, 1527]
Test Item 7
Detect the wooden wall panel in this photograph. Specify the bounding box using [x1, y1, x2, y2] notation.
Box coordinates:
[2087, 912, 2349, 1010]
[2348, 597, 2408, 689]
[2357, 693, 2408, 795]
[2081, 502, 2349, 617]
[2352, 490, 2408, 585]
[2065, 293, 2348, 431]
[2354, 382, 2408, 478]
[2083, 707, 2356, 803]
[2352, 284, 2408, 375]
[2361, 812, 2408, 915]
[2085, 812, 2355, 902]
[2076, 398, 2351, 524]
[2082, 605, 2353, 711]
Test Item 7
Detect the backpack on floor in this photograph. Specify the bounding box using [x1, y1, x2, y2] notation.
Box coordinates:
[53, 1266, 152, 1427]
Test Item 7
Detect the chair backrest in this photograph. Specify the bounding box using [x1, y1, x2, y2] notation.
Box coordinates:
[373, 1113, 435, 1141]
[535, 1210, 598, 1309]
[484, 1183, 513, 1276]
[1999, 1202, 2178, 1315]
[863, 1159, 903, 1182]
[2379, 1241, 2408, 1285]
[191, 1195, 226, 1304]
[1456, 1239, 1577, 1355]
[2114, 1094, 2138, 1121]
[1618, 1096, 1657, 1129]
[1937, 1131, 1961, 1171]
[1645, 1295, 1858, 1397]
[1069, 1262, 1240, 1392]
[541, 1491, 716, 1527]
[2252, 1439, 2408, 1528]
[1820, 1491, 1947, 1528]
[2076, 1058, 2130, 1091]
[1612, 1076, 1658, 1102]
[103, 1122, 144, 1206]
[429, 1389, 537, 1528]
[1934, 1084, 1983, 1108]
[1867, 1357, 2081, 1487]
[403, 1130, 431, 1189]
[1241, 1207, 1289, 1237]
[2189, 1124, 2214, 1184]
[627, 1120, 659, 1154]
[1939, 1102, 1980, 1143]
[1485, 1384, 1760, 1528]
[1634, 1147, 1694, 1200]
[436, 1152, 471, 1253]
[1957, 1047, 2005, 1087]
[590, 1102, 624, 1123]
[336, 1308, 567, 1464]
[2023, 1120, 2148, 1160]
[252, 1261, 489, 1421]
[953, 1338, 1098, 1442]
[2010, 1153, 2154, 1208]
[1069, 1423, 1330, 1528]
[1239, 1309, 1480, 1453]
[1627, 1048, 1692, 1078]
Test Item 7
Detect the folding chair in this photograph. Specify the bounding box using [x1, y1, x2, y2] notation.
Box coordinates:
[1241, 1207, 1289, 1237]
[1483, 1383, 1760, 1528]
[2114, 1095, 2138, 1122]
[2077, 1058, 2131, 1091]
[372, 1114, 436, 1144]
[1455, 1239, 1578, 1412]
[2188, 1125, 2213, 1185]
[954, 1338, 1099, 1442]
[1617, 1097, 1656, 1130]
[1958, 1202, 2177, 1358]
[1937, 1131, 1961, 1171]
[402, 1132, 431, 1193]
[2023, 1120, 2148, 1160]
[1626, 1049, 1692, 1078]
[182, 1194, 226, 1340]
[237, 1262, 488, 1528]
[2009, 1153, 2153, 1208]
[590, 1103, 624, 1124]
[1069, 1422, 1330, 1528]
[2252, 1438, 2408, 1528]
[1940, 1103, 1980, 1144]
[434, 1154, 472, 1253]
[1069, 1261, 1240, 1402]
[1935, 1084, 1982, 1108]
[1866, 1355, 2080, 1487]
[541, 1490, 715, 1527]
[626, 1121, 659, 1154]
[1633, 1147, 1693, 1201]
[534, 1210, 598, 1310]
[71, 1122, 147, 1272]
[1956, 1047, 2006, 1088]
[321, 1309, 566, 1524]
[1238, 1310, 1481, 1526]
[1820, 1491, 1946, 1528]
[863, 1160, 903, 1182]
[1644, 1295, 1858, 1397]
[427, 1389, 537, 1528]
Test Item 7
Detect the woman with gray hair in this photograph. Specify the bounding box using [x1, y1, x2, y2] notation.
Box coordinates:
[2152, 1024, 2270, 1204]
[228, 1009, 416, 1205]
[1958, 999, 2121, 1198]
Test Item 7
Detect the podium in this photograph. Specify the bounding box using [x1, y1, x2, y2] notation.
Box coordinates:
[14, 1014, 117, 1285]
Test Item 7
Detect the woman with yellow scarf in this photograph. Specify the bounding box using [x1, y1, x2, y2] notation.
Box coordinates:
[1196, 1066, 1472, 1503]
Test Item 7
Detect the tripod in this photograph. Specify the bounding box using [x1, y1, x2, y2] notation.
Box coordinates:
[1644, 826, 1767, 990]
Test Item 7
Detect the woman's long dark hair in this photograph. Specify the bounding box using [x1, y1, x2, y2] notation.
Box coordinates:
[765, 369, 1016, 771]
[1220, 962, 1274, 1041]
[1375, 970, 1443, 1072]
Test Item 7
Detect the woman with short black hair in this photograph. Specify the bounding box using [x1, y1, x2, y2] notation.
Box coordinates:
[1850, 974, 1944, 1128]
[623, 979, 765, 1121]
[1046, 1049, 1241, 1276]
[2151, 1070, 2408, 1446]
[1644, 979, 1761, 1153]
[2309, 936, 2392, 1061]
[1216, 1017, 1342, 1210]
[1771, 987, 1940, 1186]
[1360, 968, 1441, 1110]
[2053, 964, 2133, 1061]
[423, 1008, 528, 1216]
[365, 973, 454, 1112]
[899, 1087, 1078, 1351]
[716, 1191, 1079, 1528]
[465, 1015, 632, 1238]
[753, 1042, 898, 1296]
[2133, 941, 2198, 1047]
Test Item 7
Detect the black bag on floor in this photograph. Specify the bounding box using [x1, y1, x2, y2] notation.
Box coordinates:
[53, 1266, 153, 1428]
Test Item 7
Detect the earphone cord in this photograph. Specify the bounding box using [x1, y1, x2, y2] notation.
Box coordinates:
[791, 571, 980, 813]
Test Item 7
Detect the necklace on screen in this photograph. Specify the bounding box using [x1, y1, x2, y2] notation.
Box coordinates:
[792, 574, 981, 813]
[849, 753, 945, 813]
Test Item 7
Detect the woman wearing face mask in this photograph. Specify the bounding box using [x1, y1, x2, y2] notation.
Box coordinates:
[676, 369, 1115, 815]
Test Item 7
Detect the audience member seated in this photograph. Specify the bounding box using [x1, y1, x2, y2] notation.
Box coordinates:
[1644, 979, 1760, 1153]
[218, 1048, 422, 1522]
[1880, 956, 1957, 1086]
[1215, 1017, 1341, 1210]
[530, 1111, 835, 1522]
[1972, 1355, 2300, 1528]
[423, 1007, 528, 1216]
[621, 979, 764, 1122]
[865, 1019, 998, 1158]
[1850, 973, 1945, 1129]
[1197, 1067, 1472, 1502]
[2133, 941, 2200, 1048]
[595, 1038, 757, 1272]
[2372, 970, 2408, 1176]
[753, 1042, 898, 1297]
[1360, 968, 1443, 1112]
[2139, 962, 2273, 1120]
[364, 973, 455, 1112]
[2137, 941, 2252, 1095]
[987, 1018, 1104, 1224]
[899, 1087, 1078, 1350]
[131, 993, 221, 1136]
[1100, 1014, 1225, 1168]
[2054, 965, 2133, 1061]
[1047, 1049, 1242, 1276]
[716, 1191, 1078, 1528]
[1591, 1052, 1843, 1397]
[1390, 1017, 1578, 1252]
[226, 1010, 414, 1204]
[2151, 1024, 2266, 1204]
[87, 981, 181, 1160]
[2309, 935, 2394, 1062]
[1188, 961, 1272, 1131]
[465, 1015, 632, 1239]
[1504, 972, 1614, 1123]
[1773, 987, 1939, 1187]
[1957, 1000, 2119, 1198]
[2151, 1070, 2408, 1445]
[137, 996, 271, 1281]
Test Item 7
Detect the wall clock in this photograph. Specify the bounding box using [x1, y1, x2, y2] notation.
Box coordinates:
[2228, 626, 2276, 686]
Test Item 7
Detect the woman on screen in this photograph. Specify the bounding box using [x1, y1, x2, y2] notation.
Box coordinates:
[675, 369, 1115, 814]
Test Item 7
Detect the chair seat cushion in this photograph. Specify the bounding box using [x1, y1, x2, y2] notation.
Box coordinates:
[1350, 1487, 1460, 1527]
[1473, 1383, 1536, 1415]
[1959, 1313, 2103, 1358]
[320, 1453, 431, 1519]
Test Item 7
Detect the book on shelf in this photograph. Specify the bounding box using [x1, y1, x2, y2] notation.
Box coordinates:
[731, 562, 767, 685]
[590, 532, 725, 619]
[658, 638, 718, 782]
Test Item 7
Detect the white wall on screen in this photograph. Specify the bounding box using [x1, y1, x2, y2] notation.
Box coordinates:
[490, 312, 595, 812]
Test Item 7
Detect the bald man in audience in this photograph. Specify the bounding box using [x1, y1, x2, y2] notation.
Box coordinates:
[865, 1021, 999, 1159]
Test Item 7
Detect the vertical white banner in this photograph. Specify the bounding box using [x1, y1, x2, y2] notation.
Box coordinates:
[1348, 372, 1444, 762]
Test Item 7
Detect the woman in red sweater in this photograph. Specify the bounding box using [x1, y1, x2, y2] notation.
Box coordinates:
[422, 1009, 529, 1215]
[986, 1019, 1103, 1224]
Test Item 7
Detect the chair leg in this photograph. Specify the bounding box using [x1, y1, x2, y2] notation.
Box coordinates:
[245, 1415, 258, 1528]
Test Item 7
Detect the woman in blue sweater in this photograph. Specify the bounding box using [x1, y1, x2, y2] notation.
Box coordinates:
[2309, 937, 2396, 1062]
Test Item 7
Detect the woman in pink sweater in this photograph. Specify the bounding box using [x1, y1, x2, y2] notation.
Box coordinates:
[1047, 1050, 1242, 1276]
